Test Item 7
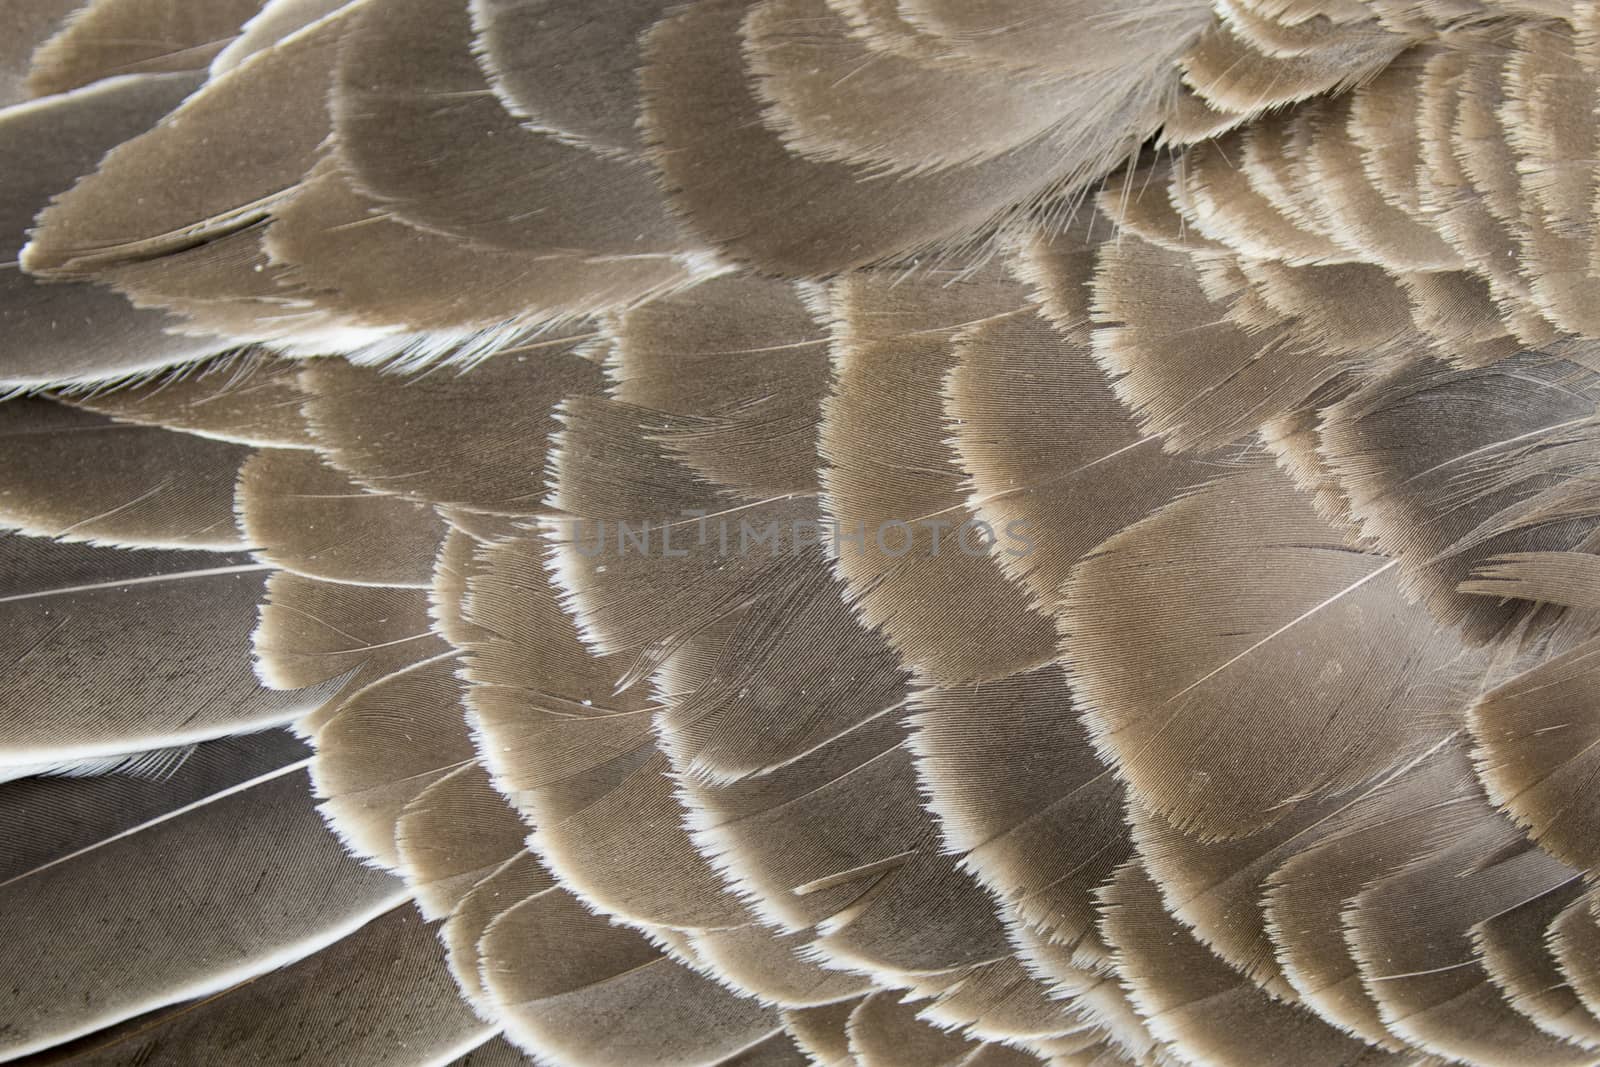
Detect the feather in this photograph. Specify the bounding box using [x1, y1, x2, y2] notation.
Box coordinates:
[446, 1036, 537, 1066]
[1416, 45, 1536, 316]
[1462, 550, 1600, 610]
[22, 4, 353, 279]
[441, 851, 554, 1013]
[691, 925, 875, 1007]
[1093, 162, 1223, 254]
[312, 653, 477, 869]
[48, 903, 493, 1067]
[1504, 22, 1594, 239]
[680, 703, 1017, 979]
[1125, 792, 1354, 1001]
[25, 0, 261, 97]
[467, 0, 673, 153]
[460, 529, 662, 828]
[90, 221, 353, 351]
[1090, 235, 1354, 453]
[298, 340, 605, 513]
[1319, 351, 1600, 641]
[1474, 877, 1600, 1049]
[1169, 130, 1354, 265]
[729, 1032, 818, 1065]
[395, 762, 530, 922]
[1503, 22, 1600, 338]
[1347, 48, 1431, 217]
[253, 572, 452, 724]
[803, 842, 1014, 979]
[1179, 14, 1408, 116]
[478, 886, 782, 1066]
[1398, 269, 1525, 367]
[910, 669, 1130, 966]
[265, 157, 696, 335]
[607, 274, 831, 501]
[0, 398, 246, 549]
[0, 70, 225, 389]
[209, 0, 347, 76]
[672, 690, 922, 934]
[1456, 43, 1529, 234]
[1346, 802, 1590, 1064]
[638, 0, 1112, 275]
[820, 267, 1058, 683]
[744, 0, 1126, 177]
[1162, 85, 1249, 145]
[1231, 259, 1433, 367]
[1061, 468, 1478, 839]
[655, 553, 912, 784]
[911, 956, 1089, 1044]
[960, 241, 1218, 616]
[0, 536, 336, 766]
[0, 0, 80, 104]
[0, 767, 403, 1060]
[0, 727, 307, 885]
[1263, 741, 1483, 1048]
[530, 748, 755, 931]
[1552, 893, 1600, 1026]
[846, 992, 977, 1067]
[59, 350, 316, 449]
[896, 0, 1211, 77]
[782, 998, 862, 1066]
[1297, 94, 1464, 271]
[238, 448, 447, 587]
[1235, 108, 1356, 250]
[333, 0, 683, 258]
[1468, 630, 1600, 876]
[546, 396, 810, 665]
[1099, 862, 1396, 1066]
[454, 521, 755, 934]
[432, 528, 492, 652]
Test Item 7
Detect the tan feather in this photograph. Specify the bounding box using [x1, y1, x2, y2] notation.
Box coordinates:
[0, 70, 225, 389]
[25, 0, 262, 97]
[820, 266, 1058, 683]
[1100, 862, 1392, 1066]
[395, 762, 530, 922]
[61, 351, 316, 449]
[638, 0, 1119, 275]
[0, 399, 246, 549]
[0, 536, 337, 765]
[298, 338, 604, 513]
[53, 903, 495, 1067]
[238, 448, 447, 587]
[0, 767, 403, 1060]
[1061, 468, 1478, 840]
[478, 887, 781, 1066]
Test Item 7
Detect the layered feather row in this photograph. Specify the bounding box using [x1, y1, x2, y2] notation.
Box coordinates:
[4, 1, 1600, 1066]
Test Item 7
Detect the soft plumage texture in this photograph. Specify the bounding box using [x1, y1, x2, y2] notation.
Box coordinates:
[238, 447, 447, 586]
[1321, 351, 1600, 641]
[0, 0, 80, 104]
[51, 904, 493, 1067]
[0, 536, 334, 765]
[298, 338, 604, 512]
[0, 70, 222, 388]
[59, 350, 316, 448]
[820, 265, 1057, 683]
[0, 767, 403, 1060]
[11, 1, 1600, 1065]
[0, 398, 247, 549]
[26, 0, 263, 97]
[0, 727, 308, 884]
[1062, 467, 1475, 839]
[21, 8, 347, 279]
